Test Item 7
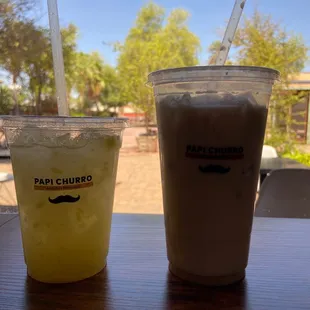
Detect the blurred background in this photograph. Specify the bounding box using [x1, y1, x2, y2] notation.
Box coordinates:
[0, 0, 310, 212]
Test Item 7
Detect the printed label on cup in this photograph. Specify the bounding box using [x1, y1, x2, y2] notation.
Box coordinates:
[34, 175, 93, 191]
[33, 175, 94, 205]
[185, 144, 244, 160]
[185, 145, 245, 175]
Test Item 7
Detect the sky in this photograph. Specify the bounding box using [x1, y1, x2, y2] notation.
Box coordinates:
[37, 0, 310, 69]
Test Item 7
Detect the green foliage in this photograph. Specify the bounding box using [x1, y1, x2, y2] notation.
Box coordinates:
[117, 2, 200, 130]
[23, 26, 53, 114]
[207, 40, 233, 65]
[264, 128, 297, 155]
[0, 18, 37, 83]
[207, 40, 221, 65]
[21, 23, 77, 114]
[0, 85, 14, 114]
[208, 10, 308, 153]
[235, 11, 308, 153]
[234, 11, 307, 78]
[2, 0, 307, 137]
[69, 111, 87, 117]
[283, 151, 310, 167]
[100, 65, 123, 109]
[0, 1, 38, 83]
[0, 0, 36, 19]
[73, 52, 106, 113]
[0, 0, 78, 115]
[61, 24, 79, 93]
[0, 3, 121, 117]
[71, 53, 124, 116]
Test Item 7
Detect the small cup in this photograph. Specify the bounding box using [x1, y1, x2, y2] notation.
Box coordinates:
[2, 116, 127, 283]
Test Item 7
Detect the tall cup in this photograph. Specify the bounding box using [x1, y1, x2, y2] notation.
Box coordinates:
[2, 116, 127, 283]
[148, 66, 279, 285]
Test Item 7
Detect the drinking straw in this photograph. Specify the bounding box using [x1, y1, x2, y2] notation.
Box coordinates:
[47, 0, 69, 116]
[215, 0, 246, 65]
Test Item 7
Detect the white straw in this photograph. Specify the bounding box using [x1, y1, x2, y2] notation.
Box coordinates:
[47, 0, 69, 116]
[215, 0, 246, 65]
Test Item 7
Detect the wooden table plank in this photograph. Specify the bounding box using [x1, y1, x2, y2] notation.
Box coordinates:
[0, 214, 310, 310]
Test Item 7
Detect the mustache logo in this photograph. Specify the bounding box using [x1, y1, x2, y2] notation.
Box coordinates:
[199, 164, 231, 174]
[48, 195, 81, 204]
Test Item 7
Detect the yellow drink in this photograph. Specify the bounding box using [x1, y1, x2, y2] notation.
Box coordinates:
[3, 117, 127, 283]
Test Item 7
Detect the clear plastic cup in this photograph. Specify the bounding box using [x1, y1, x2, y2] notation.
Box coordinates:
[148, 66, 279, 285]
[2, 116, 128, 283]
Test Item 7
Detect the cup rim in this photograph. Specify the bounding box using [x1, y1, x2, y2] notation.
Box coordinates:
[148, 65, 280, 86]
[1, 116, 129, 130]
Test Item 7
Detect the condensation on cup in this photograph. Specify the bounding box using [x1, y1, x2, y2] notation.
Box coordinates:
[2, 116, 127, 283]
[148, 66, 279, 285]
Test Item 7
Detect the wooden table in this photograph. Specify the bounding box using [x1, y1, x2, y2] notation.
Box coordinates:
[1, 213, 310, 310]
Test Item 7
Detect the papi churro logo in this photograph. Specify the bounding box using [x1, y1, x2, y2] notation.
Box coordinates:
[34, 175, 93, 204]
[186, 145, 244, 160]
[48, 195, 81, 204]
[34, 175, 93, 191]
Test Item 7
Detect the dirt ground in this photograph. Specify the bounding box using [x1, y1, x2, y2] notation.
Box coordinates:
[0, 127, 163, 214]
[0, 127, 259, 214]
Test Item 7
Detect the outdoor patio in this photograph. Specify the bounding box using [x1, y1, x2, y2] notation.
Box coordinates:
[0, 128, 163, 214]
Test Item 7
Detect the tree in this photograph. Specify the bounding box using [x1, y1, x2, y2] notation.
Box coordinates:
[0, 0, 78, 115]
[234, 11, 308, 153]
[0, 19, 38, 113]
[73, 52, 106, 114]
[0, 0, 36, 17]
[23, 26, 52, 114]
[207, 40, 222, 65]
[24, 24, 78, 114]
[0, 0, 38, 113]
[207, 40, 233, 65]
[100, 65, 124, 115]
[234, 11, 307, 78]
[0, 85, 14, 114]
[117, 2, 200, 132]
[0, 8, 78, 115]
[116, 3, 164, 129]
[0, 0, 36, 25]
[152, 9, 200, 68]
[208, 10, 308, 153]
[61, 24, 79, 94]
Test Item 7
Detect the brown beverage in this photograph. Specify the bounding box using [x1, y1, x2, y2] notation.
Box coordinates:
[148, 66, 279, 285]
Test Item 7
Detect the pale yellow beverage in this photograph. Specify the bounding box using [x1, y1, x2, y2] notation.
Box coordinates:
[2, 117, 127, 283]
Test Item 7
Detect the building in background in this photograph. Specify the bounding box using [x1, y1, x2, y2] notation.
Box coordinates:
[118, 103, 145, 124]
[288, 72, 310, 143]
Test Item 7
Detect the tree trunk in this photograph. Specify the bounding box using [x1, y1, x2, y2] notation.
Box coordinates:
[286, 105, 292, 138]
[145, 94, 152, 134]
[144, 111, 149, 134]
[95, 101, 100, 116]
[12, 75, 19, 115]
[34, 92, 38, 115]
[270, 102, 276, 129]
[79, 95, 84, 113]
[36, 85, 42, 115]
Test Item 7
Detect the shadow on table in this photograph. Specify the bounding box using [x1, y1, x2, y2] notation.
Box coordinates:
[165, 272, 250, 309]
[24, 268, 112, 309]
[18, 213, 250, 309]
[24, 269, 250, 310]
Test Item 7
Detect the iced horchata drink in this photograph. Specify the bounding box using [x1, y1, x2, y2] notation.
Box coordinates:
[148, 66, 279, 285]
[2, 117, 127, 283]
